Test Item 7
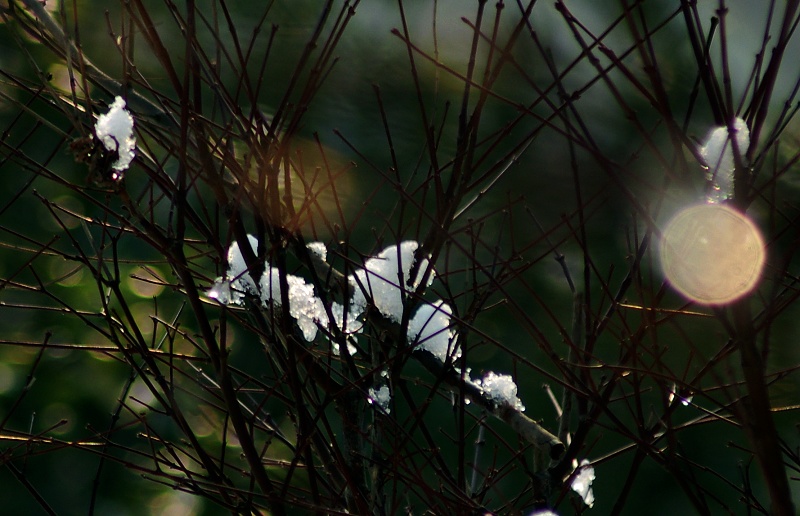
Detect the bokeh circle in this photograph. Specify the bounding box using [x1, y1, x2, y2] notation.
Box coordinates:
[659, 204, 765, 305]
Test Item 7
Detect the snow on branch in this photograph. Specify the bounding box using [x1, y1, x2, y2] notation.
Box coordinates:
[207, 235, 564, 461]
[408, 299, 460, 362]
[700, 116, 749, 204]
[476, 371, 525, 412]
[367, 384, 391, 413]
[209, 238, 360, 346]
[411, 346, 564, 460]
[525, 458, 595, 514]
[210, 239, 434, 343]
[94, 96, 136, 177]
[351, 241, 433, 321]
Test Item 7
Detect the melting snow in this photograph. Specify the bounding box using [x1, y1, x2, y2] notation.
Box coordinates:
[700, 117, 749, 204]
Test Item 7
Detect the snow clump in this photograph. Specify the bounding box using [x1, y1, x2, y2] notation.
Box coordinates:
[209, 236, 362, 345]
[476, 371, 525, 412]
[700, 117, 749, 204]
[408, 299, 459, 362]
[94, 96, 136, 177]
[208, 237, 535, 427]
[351, 241, 432, 322]
[306, 241, 327, 262]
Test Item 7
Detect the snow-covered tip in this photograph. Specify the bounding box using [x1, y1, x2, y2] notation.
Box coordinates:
[351, 241, 433, 322]
[367, 384, 391, 414]
[570, 459, 595, 508]
[408, 300, 459, 362]
[94, 96, 136, 177]
[478, 371, 525, 412]
[700, 117, 749, 204]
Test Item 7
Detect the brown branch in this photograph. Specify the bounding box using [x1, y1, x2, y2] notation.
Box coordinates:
[732, 299, 794, 516]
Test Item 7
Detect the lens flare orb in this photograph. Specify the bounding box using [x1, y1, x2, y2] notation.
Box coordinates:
[659, 204, 765, 305]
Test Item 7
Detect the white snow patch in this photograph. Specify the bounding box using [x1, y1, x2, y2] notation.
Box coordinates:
[306, 241, 327, 262]
[257, 247, 363, 344]
[700, 117, 749, 204]
[329, 301, 363, 335]
[477, 371, 525, 412]
[284, 274, 327, 342]
[94, 96, 136, 176]
[259, 266, 283, 304]
[207, 237, 334, 343]
[351, 241, 432, 322]
[226, 235, 260, 304]
[408, 300, 459, 362]
[208, 238, 444, 351]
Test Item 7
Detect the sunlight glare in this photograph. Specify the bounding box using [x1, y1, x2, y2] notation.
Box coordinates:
[659, 204, 765, 305]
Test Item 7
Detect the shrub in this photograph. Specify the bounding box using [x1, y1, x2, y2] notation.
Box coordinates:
[0, 1, 798, 514]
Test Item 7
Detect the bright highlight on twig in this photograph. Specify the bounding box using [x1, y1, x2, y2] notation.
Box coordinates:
[659, 204, 765, 305]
